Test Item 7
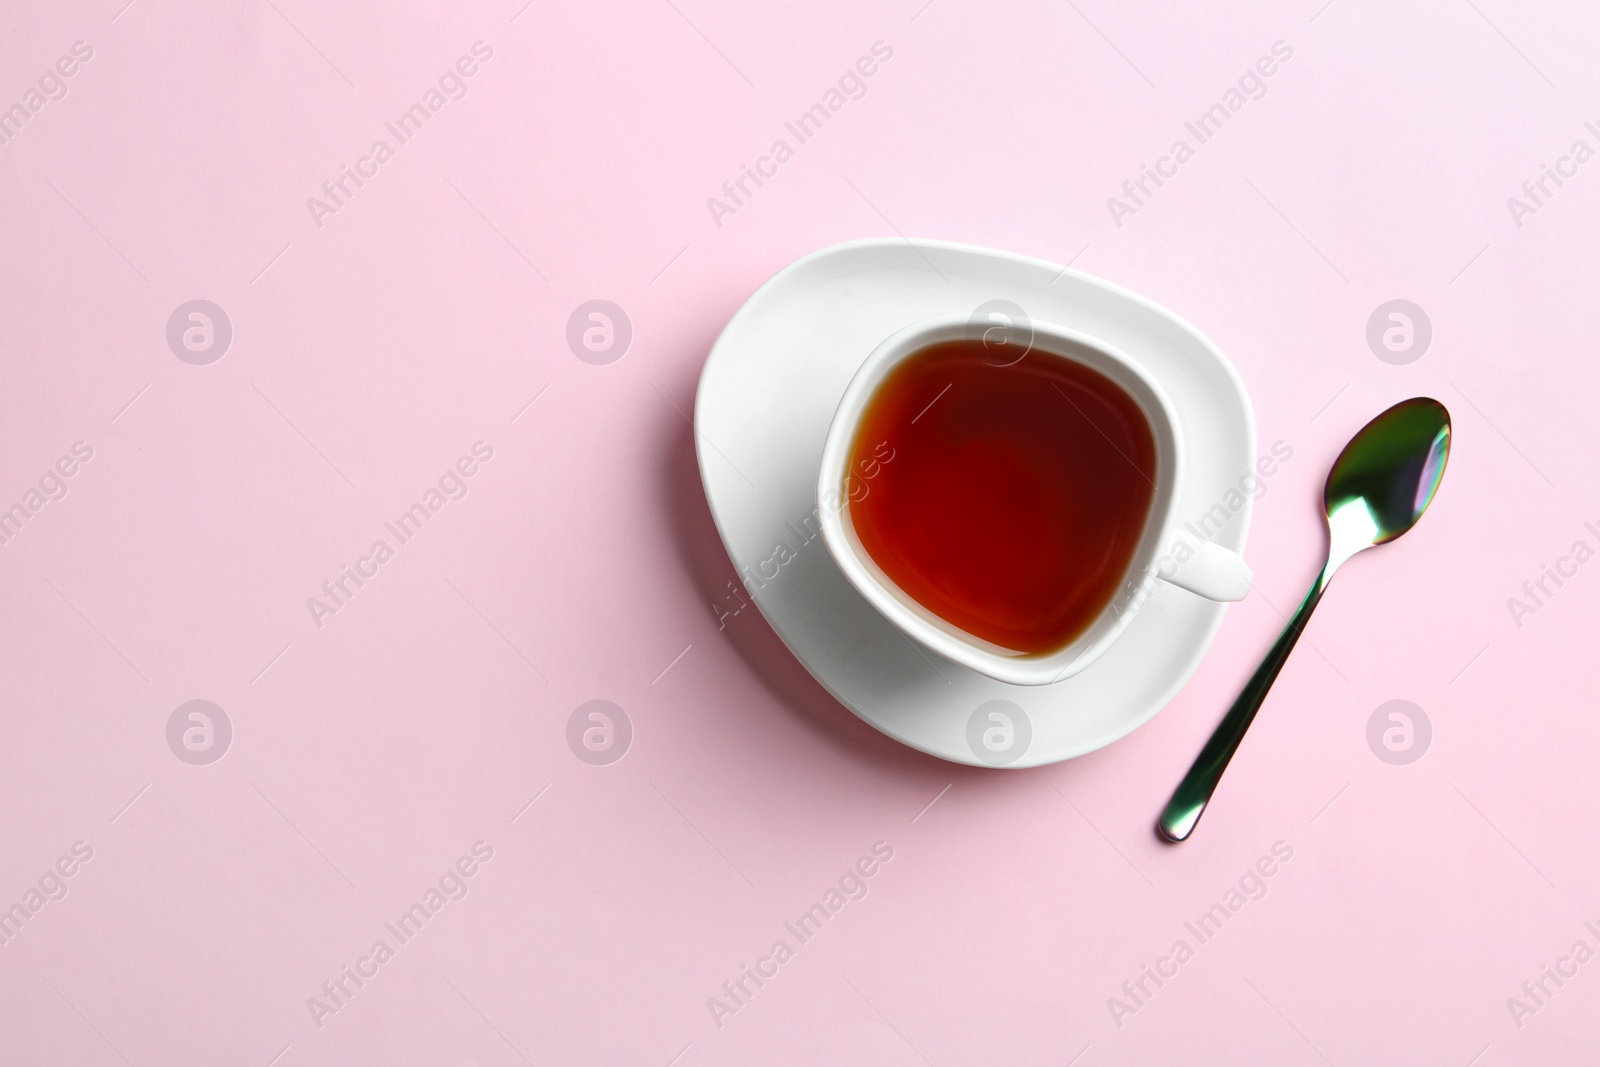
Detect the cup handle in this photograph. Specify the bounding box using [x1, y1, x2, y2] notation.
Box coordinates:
[1159, 529, 1251, 602]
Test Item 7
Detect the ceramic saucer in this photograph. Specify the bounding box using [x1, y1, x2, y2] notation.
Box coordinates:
[694, 238, 1254, 767]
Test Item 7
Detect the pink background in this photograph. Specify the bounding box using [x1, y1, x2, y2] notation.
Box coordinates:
[2, 0, 1598, 1063]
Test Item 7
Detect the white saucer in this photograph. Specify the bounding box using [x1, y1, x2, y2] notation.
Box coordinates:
[694, 239, 1255, 768]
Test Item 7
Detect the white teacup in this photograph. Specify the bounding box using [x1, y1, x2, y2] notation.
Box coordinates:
[816, 314, 1251, 687]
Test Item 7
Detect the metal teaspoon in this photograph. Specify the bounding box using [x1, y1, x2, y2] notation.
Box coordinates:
[1157, 397, 1452, 843]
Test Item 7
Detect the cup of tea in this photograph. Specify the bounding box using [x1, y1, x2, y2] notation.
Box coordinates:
[816, 313, 1251, 686]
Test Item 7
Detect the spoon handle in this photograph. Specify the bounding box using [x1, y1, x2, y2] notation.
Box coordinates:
[1157, 562, 1333, 842]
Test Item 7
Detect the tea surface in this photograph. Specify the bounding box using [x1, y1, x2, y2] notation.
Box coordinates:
[847, 339, 1158, 655]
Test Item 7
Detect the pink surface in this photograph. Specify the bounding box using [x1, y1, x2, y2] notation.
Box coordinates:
[1, 1, 1597, 1063]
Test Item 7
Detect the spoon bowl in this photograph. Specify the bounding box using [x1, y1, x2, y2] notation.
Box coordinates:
[1324, 396, 1451, 553]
